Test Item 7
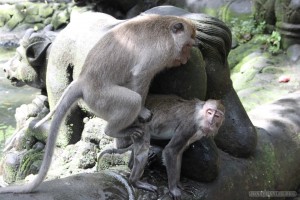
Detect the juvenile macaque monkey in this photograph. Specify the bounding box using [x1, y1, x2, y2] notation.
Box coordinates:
[99, 95, 225, 199]
[0, 15, 196, 193]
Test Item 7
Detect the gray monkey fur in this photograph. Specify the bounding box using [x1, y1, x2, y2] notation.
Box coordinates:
[0, 15, 195, 193]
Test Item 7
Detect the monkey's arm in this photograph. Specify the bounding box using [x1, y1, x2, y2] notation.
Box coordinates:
[131, 73, 153, 122]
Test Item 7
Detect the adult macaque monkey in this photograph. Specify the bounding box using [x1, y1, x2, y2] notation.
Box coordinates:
[0, 15, 196, 193]
[99, 95, 225, 199]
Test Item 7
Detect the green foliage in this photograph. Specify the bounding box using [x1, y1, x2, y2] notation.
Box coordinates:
[230, 17, 281, 54]
[266, 31, 281, 54]
[230, 17, 266, 44]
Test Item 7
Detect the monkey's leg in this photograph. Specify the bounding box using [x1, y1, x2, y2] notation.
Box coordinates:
[163, 136, 190, 200]
[95, 86, 143, 138]
[163, 148, 182, 199]
[132, 76, 153, 123]
[129, 131, 158, 192]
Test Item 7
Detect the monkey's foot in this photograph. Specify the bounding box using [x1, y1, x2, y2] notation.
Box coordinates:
[147, 146, 163, 167]
[169, 187, 182, 200]
[138, 107, 153, 123]
[132, 180, 158, 193]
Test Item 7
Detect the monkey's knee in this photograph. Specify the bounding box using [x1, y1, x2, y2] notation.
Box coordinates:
[181, 138, 219, 182]
[138, 107, 153, 123]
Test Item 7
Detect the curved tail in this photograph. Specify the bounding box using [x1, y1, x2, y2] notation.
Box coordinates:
[34, 81, 78, 128]
[0, 81, 82, 193]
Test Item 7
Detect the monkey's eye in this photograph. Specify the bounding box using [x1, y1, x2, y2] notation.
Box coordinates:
[214, 114, 220, 118]
[172, 23, 184, 33]
[207, 110, 213, 115]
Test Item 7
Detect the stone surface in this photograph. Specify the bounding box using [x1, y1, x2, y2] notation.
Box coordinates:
[0, 92, 300, 199]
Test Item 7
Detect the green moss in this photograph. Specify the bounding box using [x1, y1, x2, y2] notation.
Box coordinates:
[51, 9, 70, 29]
[24, 15, 43, 24]
[0, 4, 15, 18]
[16, 149, 44, 180]
[2, 158, 18, 183]
[5, 9, 25, 30]
[229, 37, 265, 70]
[0, 5, 12, 27]
[26, 4, 39, 15]
[261, 66, 283, 74]
[33, 23, 45, 31]
[39, 5, 54, 18]
[239, 87, 288, 112]
[259, 145, 277, 187]
[43, 17, 52, 25]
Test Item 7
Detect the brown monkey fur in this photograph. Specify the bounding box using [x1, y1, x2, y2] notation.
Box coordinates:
[0, 15, 195, 193]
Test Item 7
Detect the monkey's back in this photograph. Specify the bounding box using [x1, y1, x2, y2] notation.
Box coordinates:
[146, 95, 202, 139]
[79, 14, 195, 87]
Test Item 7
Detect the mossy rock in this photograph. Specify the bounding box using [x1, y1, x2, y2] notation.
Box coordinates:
[232, 66, 258, 91]
[24, 125, 48, 145]
[0, 16, 7, 27]
[0, 5, 14, 26]
[0, 4, 15, 17]
[16, 149, 44, 181]
[15, 3, 29, 11]
[4, 8, 25, 30]
[26, 4, 39, 15]
[1, 152, 21, 183]
[13, 23, 34, 32]
[261, 66, 284, 74]
[229, 42, 262, 70]
[33, 23, 46, 31]
[24, 15, 44, 24]
[43, 17, 52, 26]
[228, 34, 272, 70]
[97, 152, 130, 171]
[39, 5, 54, 18]
[52, 2, 66, 10]
[51, 9, 70, 29]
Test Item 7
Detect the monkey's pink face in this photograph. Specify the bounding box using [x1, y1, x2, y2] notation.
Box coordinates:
[202, 107, 224, 136]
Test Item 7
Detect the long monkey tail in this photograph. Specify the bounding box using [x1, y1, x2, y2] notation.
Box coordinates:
[34, 81, 78, 128]
[0, 80, 82, 193]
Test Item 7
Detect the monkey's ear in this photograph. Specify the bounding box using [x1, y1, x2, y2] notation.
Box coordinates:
[26, 40, 51, 68]
[171, 23, 184, 33]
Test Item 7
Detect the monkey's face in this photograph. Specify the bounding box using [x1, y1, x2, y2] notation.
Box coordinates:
[168, 19, 196, 67]
[202, 100, 225, 135]
[171, 42, 194, 67]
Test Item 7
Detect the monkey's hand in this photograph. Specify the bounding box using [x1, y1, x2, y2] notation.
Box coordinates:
[138, 107, 153, 123]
